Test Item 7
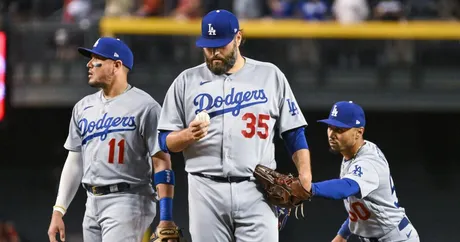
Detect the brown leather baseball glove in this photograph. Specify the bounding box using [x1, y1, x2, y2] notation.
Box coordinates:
[254, 164, 312, 209]
[150, 226, 186, 242]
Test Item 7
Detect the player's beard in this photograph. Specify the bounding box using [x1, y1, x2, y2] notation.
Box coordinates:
[88, 78, 108, 89]
[204, 42, 237, 75]
[88, 71, 112, 89]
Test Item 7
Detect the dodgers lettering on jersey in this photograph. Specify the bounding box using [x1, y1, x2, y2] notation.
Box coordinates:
[340, 141, 408, 238]
[79, 112, 137, 145]
[193, 87, 268, 117]
[64, 87, 162, 187]
[158, 58, 307, 177]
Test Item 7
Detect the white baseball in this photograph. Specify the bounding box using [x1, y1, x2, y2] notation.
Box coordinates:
[195, 111, 210, 122]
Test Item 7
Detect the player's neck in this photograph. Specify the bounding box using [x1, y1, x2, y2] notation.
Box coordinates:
[226, 53, 245, 74]
[102, 78, 129, 99]
[342, 139, 365, 160]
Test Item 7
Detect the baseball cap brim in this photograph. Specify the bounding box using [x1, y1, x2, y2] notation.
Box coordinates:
[317, 119, 353, 129]
[77, 47, 113, 60]
[196, 37, 233, 48]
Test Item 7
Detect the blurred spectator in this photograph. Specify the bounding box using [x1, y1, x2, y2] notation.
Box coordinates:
[64, 0, 91, 22]
[300, 0, 328, 21]
[332, 0, 369, 24]
[104, 0, 135, 17]
[134, 0, 162, 17]
[373, 0, 404, 21]
[170, 0, 201, 20]
[233, 0, 264, 19]
[268, 0, 300, 18]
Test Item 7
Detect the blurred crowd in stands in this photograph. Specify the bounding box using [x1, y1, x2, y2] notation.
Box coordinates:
[0, 0, 459, 24]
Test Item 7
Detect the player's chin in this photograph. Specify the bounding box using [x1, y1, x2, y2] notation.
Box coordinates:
[328, 144, 341, 154]
[88, 79, 102, 88]
[328, 147, 341, 155]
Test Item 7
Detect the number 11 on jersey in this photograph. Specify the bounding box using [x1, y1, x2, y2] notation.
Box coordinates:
[108, 138, 125, 164]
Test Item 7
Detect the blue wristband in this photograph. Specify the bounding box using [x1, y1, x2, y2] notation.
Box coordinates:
[159, 197, 173, 221]
[154, 170, 175, 186]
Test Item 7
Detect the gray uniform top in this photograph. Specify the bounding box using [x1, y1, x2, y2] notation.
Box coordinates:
[340, 141, 407, 238]
[64, 87, 162, 186]
[158, 58, 307, 177]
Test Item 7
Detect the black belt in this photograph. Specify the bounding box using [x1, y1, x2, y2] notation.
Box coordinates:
[83, 183, 131, 195]
[359, 217, 410, 242]
[191, 173, 251, 183]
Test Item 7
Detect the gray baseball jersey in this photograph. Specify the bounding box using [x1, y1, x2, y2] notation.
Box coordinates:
[64, 86, 160, 242]
[158, 57, 307, 176]
[65, 86, 161, 186]
[158, 57, 307, 242]
[340, 141, 419, 240]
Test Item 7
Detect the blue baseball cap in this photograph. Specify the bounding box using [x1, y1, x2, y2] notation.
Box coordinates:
[317, 101, 366, 128]
[196, 10, 240, 48]
[78, 37, 134, 70]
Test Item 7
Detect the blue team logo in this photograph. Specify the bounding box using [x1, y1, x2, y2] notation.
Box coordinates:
[79, 113, 137, 145]
[193, 87, 268, 118]
[286, 99, 299, 116]
[352, 165, 363, 177]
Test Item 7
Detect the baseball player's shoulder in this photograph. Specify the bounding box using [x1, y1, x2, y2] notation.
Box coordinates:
[174, 63, 208, 83]
[355, 141, 389, 169]
[73, 90, 102, 112]
[129, 87, 161, 109]
[245, 57, 285, 76]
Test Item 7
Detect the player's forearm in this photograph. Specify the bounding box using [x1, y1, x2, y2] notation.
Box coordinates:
[312, 178, 360, 200]
[152, 152, 175, 199]
[292, 149, 312, 191]
[165, 129, 195, 152]
[282, 127, 312, 189]
[54, 151, 83, 215]
[292, 149, 312, 179]
[152, 152, 176, 221]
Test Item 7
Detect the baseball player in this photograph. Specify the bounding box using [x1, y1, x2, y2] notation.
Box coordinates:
[157, 9, 312, 242]
[310, 101, 419, 242]
[47, 37, 181, 242]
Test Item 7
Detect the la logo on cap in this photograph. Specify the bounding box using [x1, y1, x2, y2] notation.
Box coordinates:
[208, 24, 216, 36]
[331, 105, 338, 117]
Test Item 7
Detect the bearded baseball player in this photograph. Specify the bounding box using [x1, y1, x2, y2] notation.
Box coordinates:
[47, 37, 183, 242]
[157, 9, 312, 242]
[311, 101, 419, 242]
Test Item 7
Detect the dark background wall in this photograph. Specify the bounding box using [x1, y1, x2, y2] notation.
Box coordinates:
[1, 107, 458, 242]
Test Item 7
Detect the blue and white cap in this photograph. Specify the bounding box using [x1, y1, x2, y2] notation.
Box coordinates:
[196, 10, 240, 48]
[318, 101, 366, 128]
[78, 37, 134, 70]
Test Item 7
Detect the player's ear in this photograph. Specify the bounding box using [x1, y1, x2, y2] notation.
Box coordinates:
[114, 60, 123, 73]
[356, 127, 364, 139]
[236, 30, 243, 47]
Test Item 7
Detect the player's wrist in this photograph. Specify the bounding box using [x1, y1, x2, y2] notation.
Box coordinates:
[53, 206, 66, 217]
[159, 197, 173, 221]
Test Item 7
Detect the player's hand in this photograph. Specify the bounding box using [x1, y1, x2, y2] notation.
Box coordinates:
[48, 211, 66, 242]
[187, 119, 210, 141]
[155, 221, 180, 242]
[331, 234, 347, 242]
